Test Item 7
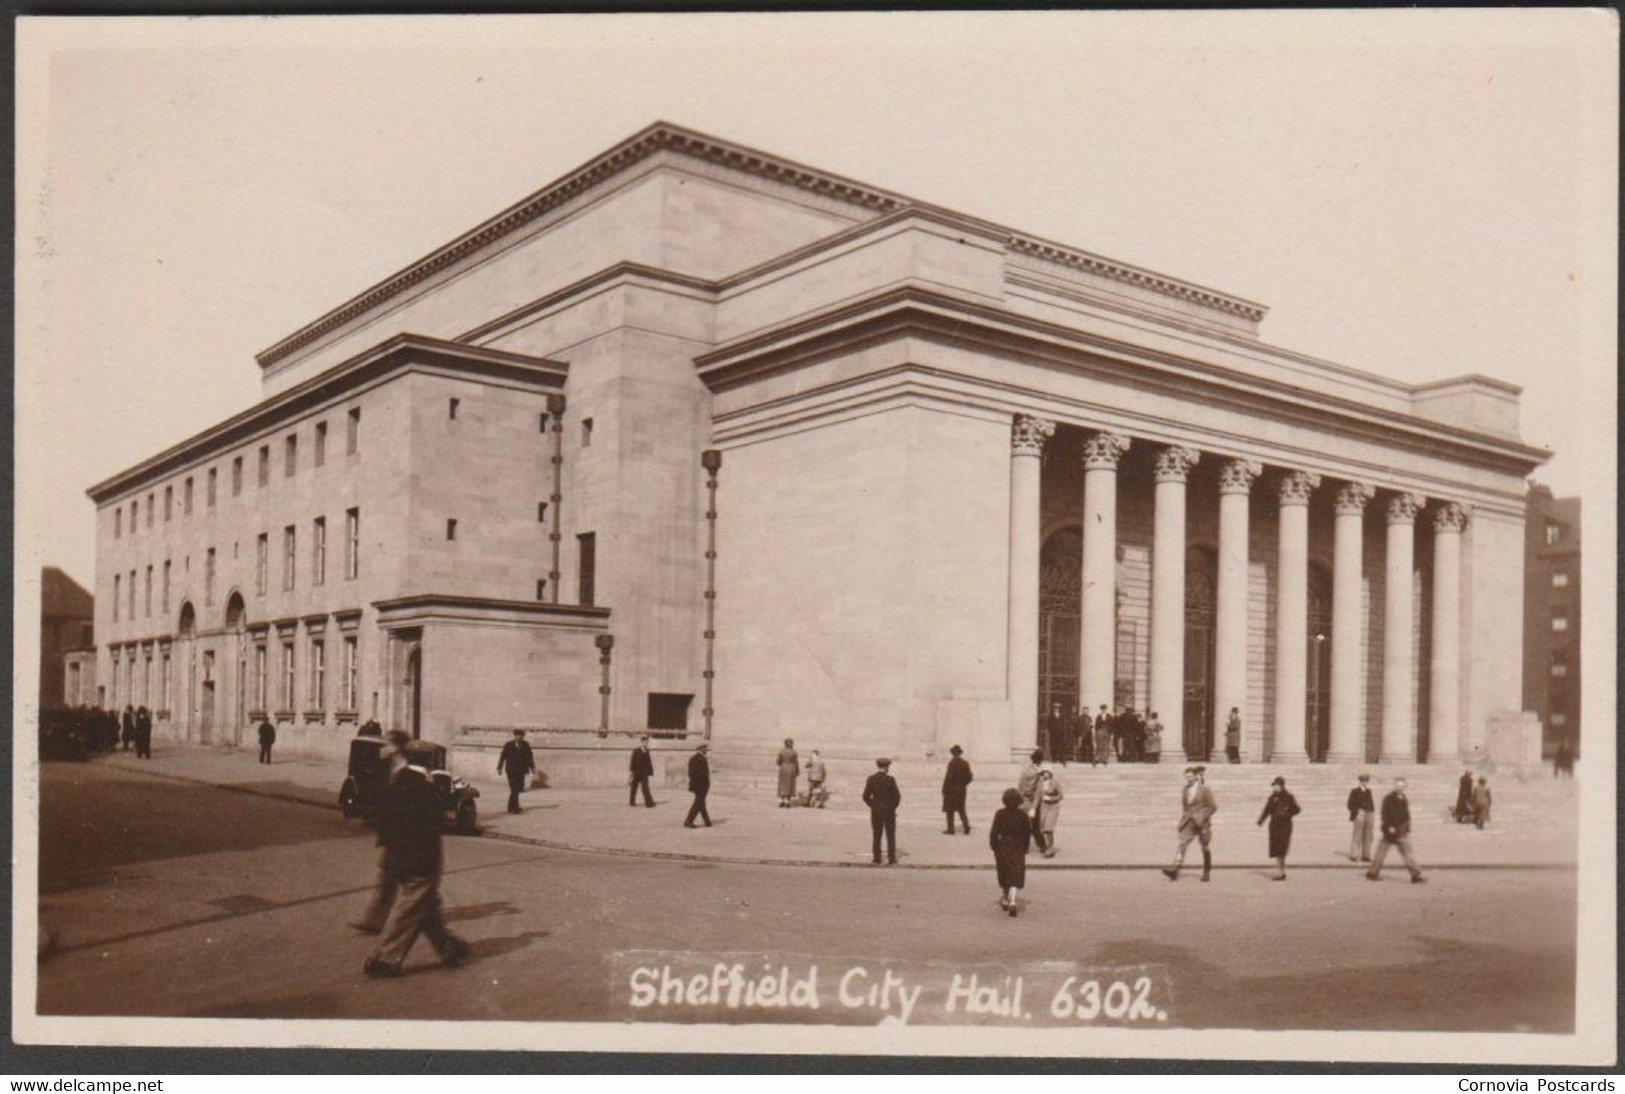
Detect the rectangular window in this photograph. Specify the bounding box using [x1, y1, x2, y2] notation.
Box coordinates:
[129, 570, 137, 618]
[113, 575, 121, 621]
[164, 485, 173, 521]
[1551, 656, 1568, 678]
[147, 493, 154, 527]
[449, 397, 460, 420]
[256, 533, 269, 595]
[132, 499, 139, 532]
[345, 508, 360, 579]
[446, 518, 458, 542]
[205, 548, 216, 606]
[144, 566, 153, 617]
[1545, 523, 1561, 546]
[315, 421, 327, 467]
[347, 407, 360, 455]
[162, 561, 171, 612]
[254, 644, 267, 711]
[232, 457, 243, 497]
[581, 418, 594, 448]
[310, 639, 326, 712]
[1552, 614, 1569, 633]
[343, 636, 358, 711]
[538, 501, 548, 522]
[207, 468, 217, 508]
[184, 477, 194, 516]
[577, 531, 596, 607]
[115, 508, 123, 539]
[647, 693, 693, 732]
[1550, 711, 1567, 727]
[536, 579, 547, 601]
[258, 446, 270, 486]
[285, 434, 297, 477]
[1552, 570, 1570, 588]
[313, 517, 327, 586]
[283, 525, 297, 591]
[282, 639, 296, 711]
[161, 650, 171, 711]
[539, 413, 549, 433]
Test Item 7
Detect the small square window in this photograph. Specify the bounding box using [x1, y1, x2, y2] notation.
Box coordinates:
[446, 518, 458, 542]
[1551, 570, 1570, 588]
[1552, 614, 1569, 632]
[1551, 658, 1568, 678]
[1550, 712, 1567, 727]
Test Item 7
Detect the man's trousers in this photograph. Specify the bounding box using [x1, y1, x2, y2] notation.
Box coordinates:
[1349, 810, 1374, 861]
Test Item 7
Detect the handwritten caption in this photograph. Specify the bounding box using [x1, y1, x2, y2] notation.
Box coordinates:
[611, 952, 1173, 1026]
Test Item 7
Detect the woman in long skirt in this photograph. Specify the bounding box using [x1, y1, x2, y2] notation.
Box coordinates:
[1036, 768, 1063, 858]
[775, 738, 799, 808]
[1256, 776, 1302, 880]
[990, 788, 1034, 916]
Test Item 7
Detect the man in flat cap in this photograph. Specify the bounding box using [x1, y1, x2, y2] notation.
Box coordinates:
[1162, 765, 1217, 882]
[683, 742, 712, 828]
[863, 757, 902, 866]
[497, 728, 536, 815]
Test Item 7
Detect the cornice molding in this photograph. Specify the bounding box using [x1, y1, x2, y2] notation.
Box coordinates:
[87, 334, 567, 504]
[372, 593, 611, 623]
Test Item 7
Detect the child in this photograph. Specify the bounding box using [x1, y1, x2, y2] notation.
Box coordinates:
[1036, 768, 1064, 858]
[990, 788, 1034, 916]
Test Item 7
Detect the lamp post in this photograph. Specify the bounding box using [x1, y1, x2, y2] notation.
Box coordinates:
[596, 633, 614, 734]
[700, 449, 722, 741]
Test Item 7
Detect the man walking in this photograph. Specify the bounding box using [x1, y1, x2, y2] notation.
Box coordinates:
[863, 757, 901, 865]
[1162, 766, 1217, 882]
[941, 744, 973, 835]
[497, 729, 536, 814]
[1017, 749, 1049, 853]
[684, 742, 712, 828]
[1347, 773, 1375, 863]
[362, 734, 470, 977]
[257, 717, 276, 764]
[805, 749, 828, 808]
[1367, 777, 1426, 883]
[628, 735, 656, 808]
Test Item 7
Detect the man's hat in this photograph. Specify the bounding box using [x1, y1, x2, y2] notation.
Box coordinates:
[1192, 765, 1207, 775]
[1357, 773, 1370, 782]
[949, 744, 963, 756]
[696, 742, 709, 750]
[513, 728, 526, 735]
[876, 757, 892, 768]
[1271, 776, 1286, 788]
[1183, 765, 1197, 774]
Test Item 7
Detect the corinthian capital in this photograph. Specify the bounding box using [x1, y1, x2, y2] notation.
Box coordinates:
[1011, 415, 1057, 457]
[1386, 492, 1428, 526]
[1081, 431, 1131, 470]
[1153, 445, 1202, 484]
[1277, 470, 1321, 507]
[1217, 458, 1263, 496]
[1334, 481, 1376, 516]
[1432, 501, 1470, 534]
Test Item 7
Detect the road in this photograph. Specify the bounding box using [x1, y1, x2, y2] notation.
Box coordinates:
[36, 761, 1576, 1031]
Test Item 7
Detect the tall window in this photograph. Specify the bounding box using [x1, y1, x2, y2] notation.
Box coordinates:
[128, 570, 137, 618]
[232, 457, 243, 496]
[115, 507, 123, 539]
[285, 434, 297, 477]
[343, 636, 358, 711]
[582, 418, 594, 448]
[577, 531, 597, 607]
[184, 477, 194, 515]
[162, 561, 171, 612]
[256, 533, 269, 594]
[258, 446, 270, 487]
[144, 566, 153, 617]
[161, 649, 171, 711]
[448, 397, 460, 420]
[1545, 522, 1562, 546]
[283, 525, 297, 591]
[281, 639, 296, 711]
[347, 407, 360, 455]
[312, 517, 327, 586]
[131, 499, 139, 532]
[207, 468, 217, 508]
[147, 493, 154, 527]
[315, 421, 327, 467]
[164, 485, 173, 521]
[205, 548, 217, 606]
[345, 508, 360, 579]
[254, 644, 267, 712]
[113, 574, 121, 621]
[310, 639, 326, 712]
[446, 518, 458, 541]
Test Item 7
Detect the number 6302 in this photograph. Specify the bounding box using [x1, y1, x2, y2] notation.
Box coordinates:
[1048, 975, 1164, 1022]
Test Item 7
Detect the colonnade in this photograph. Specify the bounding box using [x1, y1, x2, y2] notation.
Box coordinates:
[1006, 416, 1469, 764]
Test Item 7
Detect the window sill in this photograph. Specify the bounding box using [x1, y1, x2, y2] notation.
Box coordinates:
[248, 710, 269, 722]
[274, 711, 297, 724]
[302, 710, 326, 723]
[335, 710, 359, 724]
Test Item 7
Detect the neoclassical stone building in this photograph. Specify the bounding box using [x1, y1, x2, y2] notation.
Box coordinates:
[87, 122, 1546, 766]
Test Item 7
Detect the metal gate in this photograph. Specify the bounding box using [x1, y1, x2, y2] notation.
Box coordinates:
[1183, 552, 1216, 761]
[1038, 528, 1083, 729]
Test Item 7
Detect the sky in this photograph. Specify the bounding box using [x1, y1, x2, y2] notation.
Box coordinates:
[16, 11, 1618, 591]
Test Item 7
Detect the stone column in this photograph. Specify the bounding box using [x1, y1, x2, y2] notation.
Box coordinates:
[1328, 482, 1374, 763]
[1079, 431, 1131, 715]
[1151, 446, 1201, 764]
[1428, 502, 1469, 764]
[1213, 458, 1261, 762]
[1271, 470, 1320, 762]
[1381, 492, 1426, 762]
[1008, 415, 1055, 759]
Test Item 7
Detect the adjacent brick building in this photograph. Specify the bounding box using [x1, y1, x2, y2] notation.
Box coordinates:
[1522, 484, 1581, 758]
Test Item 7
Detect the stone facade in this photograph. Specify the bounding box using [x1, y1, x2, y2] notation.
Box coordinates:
[87, 123, 1548, 768]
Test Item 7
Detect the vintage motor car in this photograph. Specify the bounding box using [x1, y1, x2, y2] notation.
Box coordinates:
[338, 735, 480, 835]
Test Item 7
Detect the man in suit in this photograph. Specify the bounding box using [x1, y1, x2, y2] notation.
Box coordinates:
[684, 743, 712, 828]
[628, 735, 656, 807]
[1346, 773, 1375, 862]
[1367, 777, 1425, 883]
[1017, 748, 1048, 852]
[1162, 766, 1218, 882]
[941, 744, 974, 835]
[121, 706, 135, 752]
[134, 705, 153, 759]
[1092, 704, 1111, 767]
[1074, 704, 1094, 765]
[363, 734, 470, 977]
[1225, 708, 1242, 763]
[862, 757, 902, 865]
[496, 729, 536, 814]
[1044, 703, 1069, 765]
[257, 718, 276, 764]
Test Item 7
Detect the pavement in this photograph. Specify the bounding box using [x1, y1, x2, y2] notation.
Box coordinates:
[88, 743, 1578, 871]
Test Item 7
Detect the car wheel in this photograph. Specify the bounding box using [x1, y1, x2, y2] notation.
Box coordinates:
[339, 781, 359, 818]
[456, 800, 478, 835]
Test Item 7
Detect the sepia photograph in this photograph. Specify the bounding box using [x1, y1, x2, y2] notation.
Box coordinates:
[11, 10, 1617, 1067]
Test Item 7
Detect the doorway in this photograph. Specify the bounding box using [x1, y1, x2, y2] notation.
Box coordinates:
[1183, 548, 1217, 761]
[1306, 565, 1332, 761]
[405, 646, 422, 739]
[1038, 528, 1083, 731]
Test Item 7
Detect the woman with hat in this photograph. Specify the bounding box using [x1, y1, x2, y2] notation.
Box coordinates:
[1035, 767, 1064, 858]
[1256, 776, 1302, 880]
[941, 745, 974, 835]
[989, 788, 1034, 916]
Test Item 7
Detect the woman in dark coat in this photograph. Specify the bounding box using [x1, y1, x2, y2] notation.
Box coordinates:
[1454, 769, 1474, 823]
[990, 788, 1034, 916]
[941, 745, 974, 835]
[1256, 776, 1302, 880]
